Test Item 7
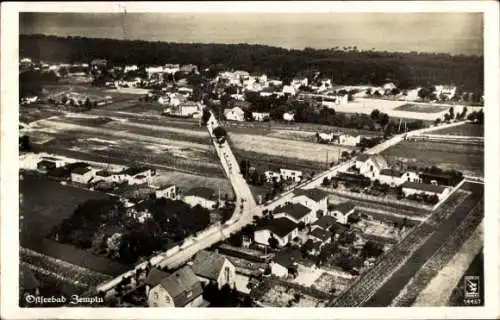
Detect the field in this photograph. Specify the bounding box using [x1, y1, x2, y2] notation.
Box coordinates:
[42, 84, 143, 102]
[431, 123, 484, 137]
[395, 103, 450, 113]
[381, 140, 484, 176]
[20, 173, 111, 239]
[152, 171, 234, 199]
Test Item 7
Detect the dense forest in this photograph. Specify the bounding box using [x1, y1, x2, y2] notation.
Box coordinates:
[20, 34, 483, 92]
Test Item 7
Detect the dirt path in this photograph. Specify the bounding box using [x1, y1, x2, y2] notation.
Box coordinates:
[412, 220, 483, 306]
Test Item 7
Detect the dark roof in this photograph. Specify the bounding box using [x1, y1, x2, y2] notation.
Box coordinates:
[191, 250, 227, 281]
[308, 228, 332, 242]
[274, 203, 311, 221]
[37, 159, 56, 167]
[183, 187, 215, 199]
[159, 266, 203, 307]
[20, 265, 39, 291]
[96, 170, 113, 177]
[312, 215, 336, 230]
[259, 217, 298, 238]
[420, 172, 454, 179]
[121, 167, 149, 176]
[274, 248, 302, 268]
[379, 169, 404, 178]
[71, 166, 92, 175]
[402, 182, 448, 193]
[330, 202, 356, 214]
[356, 153, 370, 162]
[144, 268, 170, 287]
[293, 188, 330, 202]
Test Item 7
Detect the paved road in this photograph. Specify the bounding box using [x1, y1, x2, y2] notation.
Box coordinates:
[360, 182, 483, 307]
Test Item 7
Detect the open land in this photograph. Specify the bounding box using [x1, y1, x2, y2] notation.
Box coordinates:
[394, 103, 450, 113]
[381, 140, 484, 177]
[431, 123, 484, 137]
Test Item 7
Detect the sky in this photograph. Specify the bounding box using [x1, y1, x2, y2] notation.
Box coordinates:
[20, 12, 484, 56]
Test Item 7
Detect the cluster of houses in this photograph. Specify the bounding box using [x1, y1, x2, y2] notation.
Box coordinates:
[263, 168, 304, 184]
[342, 153, 455, 201]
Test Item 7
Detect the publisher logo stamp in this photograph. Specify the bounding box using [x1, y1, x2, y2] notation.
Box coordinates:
[464, 276, 480, 300]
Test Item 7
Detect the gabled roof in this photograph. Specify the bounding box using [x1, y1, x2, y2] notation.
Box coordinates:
[144, 268, 170, 287]
[159, 266, 203, 307]
[379, 169, 404, 178]
[293, 188, 330, 202]
[308, 228, 332, 242]
[258, 217, 298, 238]
[356, 154, 388, 169]
[71, 166, 92, 175]
[183, 187, 215, 199]
[274, 248, 302, 268]
[312, 215, 336, 230]
[402, 182, 447, 194]
[274, 203, 311, 221]
[121, 167, 150, 176]
[191, 250, 228, 281]
[356, 153, 370, 162]
[330, 201, 356, 214]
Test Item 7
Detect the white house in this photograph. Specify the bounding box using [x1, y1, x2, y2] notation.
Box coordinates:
[155, 185, 177, 200]
[402, 182, 451, 200]
[291, 77, 308, 89]
[270, 250, 301, 278]
[122, 167, 155, 185]
[291, 188, 330, 215]
[282, 85, 296, 96]
[124, 65, 138, 73]
[264, 170, 282, 184]
[182, 187, 218, 210]
[321, 94, 348, 107]
[94, 170, 128, 184]
[434, 85, 457, 100]
[338, 134, 361, 147]
[254, 217, 299, 248]
[268, 79, 283, 87]
[383, 82, 397, 92]
[70, 166, 95, 184]
[273, 202, 316, 225]
[355, 154, 389, 180]
[251, 112, 270, 122]
[224, 107, 245, 122]
[328, 201, 356, 225]
[280, 168, 303, 182]
[165, 102, 200, 118]
[191, 250, 236, 289]
[378, 170, 421, 187]
[283, 112, 295, 122]
[145, 267, 205, 308]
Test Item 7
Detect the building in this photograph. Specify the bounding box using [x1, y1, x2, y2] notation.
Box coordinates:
[328, 201, 356, 225]
[383, 82, 397, 92]
[378, 169, 421, 187]
[338, 134, 361, 147]
[183, 187, 218, 210]
[434, 85, 457, 100]
[311, 215, 337, 232]
[280, 168, 302, 182]
[191, 250, 236, 289]
[36, 160, 57, 173]
[90, 59, 107, 70]
[291, 77, 308, 89]
[321, 94, 348, 107]
[123, 65, 138, 73]
[254, 217, 299, 248]
[282, 85, 296, 96]
[180, 64, 199, 74]
[70, 166, 94, 184]
[165, 101, 201, 118]
[401, 182, 451, 200]
[155, 185, 177, 200]
[270, 249, 301, 278]
[251, 112, 270, 122]
[122, 167, 155, 185]
[283, 112, 295, 122]
[291, 188, 330, 214]
[308, 228, 332, 244]
[273, 202, 316, 225]
[145, 266, 205, 308]
[355, 153, 389, 180]
[264, 170, 282, 184]
[94, 170, 127, 184]
[224, 107, 245, 122]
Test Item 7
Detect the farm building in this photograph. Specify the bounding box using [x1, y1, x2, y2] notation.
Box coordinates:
[224, 107, 245, 122]
[182, 187, 218, 210]
[190, 250, 236, 289]
[155, 185, 177, 200]
[273, 202, 316, 225]
[280, 168, 303, 182]
[254, 217, 299, 248]
[328, 201, 356, 225]
[378, 169, 421, 187]
[70, 166, 95, 184]
[355, 153, 389, 180]
[251, 112, 270, 122]
[145, 266, 205, 308]
[291, 188, 330, 213]
[401, 182, 451, 200]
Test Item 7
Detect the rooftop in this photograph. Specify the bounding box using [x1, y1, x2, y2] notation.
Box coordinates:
[293, 188, 330, 202]
[191, 250, 228, 281]
[159, 266, 203, 307]
[259, 217, 298, 238]
[71, 166, 92, 175]
[274, 202, 311, 221]
[183, 187, 215, 200]
[329, 201, 356, 214]
[308, 228, 332, 242]
[273, 248, 302, 269]
[402, 182, 448, 194]
[312, 215, 337, 230]
[379, 169, 404, 178]
[121, 167, 149, 176]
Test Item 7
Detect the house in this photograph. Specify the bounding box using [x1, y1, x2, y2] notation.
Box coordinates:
[280, 168, 302, 182]
[291, 188, 330, 214]
[155, 185, 177, 200]
[383, 82, 397, 92]
[274, 202, 316, 225]
[254, 217, 299, 247]
[183, 187, 218, 209]
[328, 201, 356, 225]
[94, 170, 127, 184]
[145, 266, 205, 308]
[321, 94, 348, 107]
[165, 101, 201, 118]
[40, 156, 66, 168]
[264, 170, 282, 184]
[434, 85, 457, 100]
[283, 112, 295, 122]
[308, 228, 332, 244]
[123, 65, 138, 73]
[70, 166, 95, 184]
[36, 160, 57, 173]
[191, 250, 236, 289]
[270, 249, 301, 278]
[338, 134, 361, 147]
[180, 64, 199, 74]
[291, 77, 308, 89]
[251, 112, 270, 122]
[401, 182, 451, 200]
[378, 169, 421, 187]
[224, 107, 245, 122]
[311, 215, 337, 232]
[282, 85, 296, 96]
[122, 167, 155, 185]
[355, 154, 389, 180]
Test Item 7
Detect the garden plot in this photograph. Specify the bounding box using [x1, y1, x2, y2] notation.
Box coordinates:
[358, 220, 401, 242]
[313, 272, 354, 295]
[260, 285, 327, 307]
[431, 123, 484, 137]
[293, 265, 324, 287]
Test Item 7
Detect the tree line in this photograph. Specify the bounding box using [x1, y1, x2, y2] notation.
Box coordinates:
[20, 34, 483, 92]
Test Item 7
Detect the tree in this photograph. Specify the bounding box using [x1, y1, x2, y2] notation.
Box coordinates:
[449, 107, 455, 119]
[268, 236, 279, 249]
[201, 108, 211, 126]
[19, 135, 31, 151]
[370, 109, 380, 120]
[61, 95, 68, 104]
[362, 240, 384, 259]
[434, 118, 441, 126]
[321, 177, 330, 186]
[444, 113, 451, 122]
[379, 113, 390, 127]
